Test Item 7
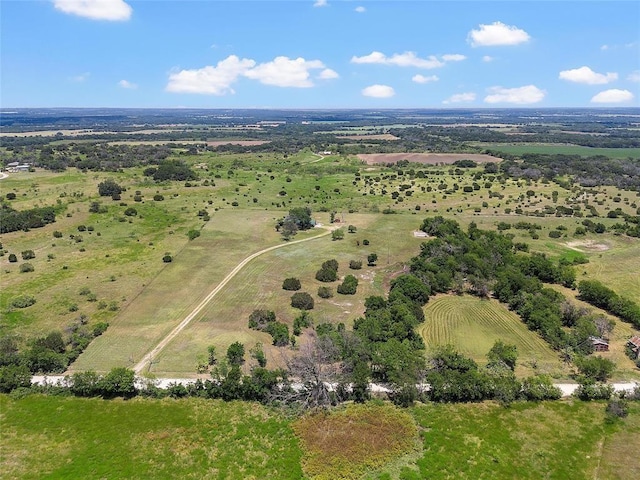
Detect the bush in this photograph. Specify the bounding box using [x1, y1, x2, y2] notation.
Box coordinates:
[266, 322, 290, 346]
[162, 254, 173, 263]
[349, 260, 362, 270]
[10, 295, 36, 309]
[291, 292, 314, 310]
[98, 179, 122, 197]
[153, 194, 164, 201]
[53, 231, 63, 238]
[317, 286, 333, 298]
[315, 259, 339, 282]
[574, 382, 614, 401]
[93, 322, 109, 336]
[605, 397, 629, 421]
[8, 253, 17, 263]
[362, 239, 370, 245]
[282, 277, 302, 291]
[549, 230, 562, 238]
[21, 250, 35, 260]
[337, 274, 358, 295]
[124, 207, 137, 216]
[248, 309, 276, 331]
[19, 262, 35, 273]
[226, 342, 245, 366]
[367, 253, 378, 266]
[187, 229, 201, 240]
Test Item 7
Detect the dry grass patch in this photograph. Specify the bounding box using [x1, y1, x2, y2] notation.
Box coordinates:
[293, 402, 418, 480]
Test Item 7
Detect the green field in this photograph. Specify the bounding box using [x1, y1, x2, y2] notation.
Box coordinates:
[474, 143, 640, 158]
[2, 395, 638, 480]
[419, 295, 565, 377]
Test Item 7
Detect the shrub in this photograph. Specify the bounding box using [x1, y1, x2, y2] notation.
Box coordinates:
[8, 253, 17, 263]
[349, 260, 362, 270]
[549, 230, 562, 238]
[133, 195, 143, 202]
[291, 292, 314, 310]
[19, 263, 34, 273]
[53, 231, 63, 238]
[331, 229, 345, 241]
[153, 194, 164, 201]
[316, 260, 339, 282]
[21, 250, 35, 260]
[98, 179, 122, 197]
[282, 277, 302, 291]
[124, 207, 137, 216]
[162, 254, 173, 263]
[266, 322, 290, 346]
[226, 342, 245, 366]
[11, 295, 36, 308]
[93, 322, 109, 336]
[248, 309, 276, 331]
[77, 225, 86, 232]
[317, 286, 333, 298]
[574, 382, 614, 401]
[367, 253, 378, 266]
[337, 275, 358, 295]
[187, 229, 201, 240]
[362, 239, 370, 245]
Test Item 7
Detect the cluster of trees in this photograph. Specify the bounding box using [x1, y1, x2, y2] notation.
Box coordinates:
[0, 320, 109, 391]
[248, 309, 290, 346]
[497, 153, 640, 191]
[0, 204, 56, 233]
[578, 280, 640, 329]
[315, 259, 339, 282]
[276, 207, 314, 240]
[143, 160, 196, 182]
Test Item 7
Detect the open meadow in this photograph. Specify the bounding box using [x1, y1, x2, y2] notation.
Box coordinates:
[2, 394, 638, 480]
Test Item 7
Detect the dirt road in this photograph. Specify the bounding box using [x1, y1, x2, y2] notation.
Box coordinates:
[133, 226, 332, 374]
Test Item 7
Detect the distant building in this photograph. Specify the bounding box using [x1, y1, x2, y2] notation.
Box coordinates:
[628, 336, 640, 359]
[589, 336, 609, 352]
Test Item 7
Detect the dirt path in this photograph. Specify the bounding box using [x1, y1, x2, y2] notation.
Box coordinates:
[133, 226, 333, 374]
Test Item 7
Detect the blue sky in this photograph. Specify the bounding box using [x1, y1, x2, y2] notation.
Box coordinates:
[2, 0, 639, 108]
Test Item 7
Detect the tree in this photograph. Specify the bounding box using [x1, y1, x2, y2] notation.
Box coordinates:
[575, 355, 615, 382]
[0, 364, 31, 393]
[280, 218, 298, 240]
[337, 274, 358, 295]
[347, 225, 357, 233]
[317, 286, 333, 298]
[250, 343, 267, 367]
[282, 277, 302, 291]
[286, 207, 313, 230]
[8, 253, 17, 263]
[226, 342, 245, 366]
[291, 292, 314, 310]
[486, 340, 518, 371]
[390, 274, 431, 306]
[349, 260, 362, 270]
[187, 229, 201, 240]
[266, 322, 290, 346]
[98, 367, 137, 398]
[367, 253, 378, 266]
[331, 228, 345, 241]
[207, 345, 217, 365]
[21, 250, 35, 260]
[248, 309, 276, 331]
[97, 179, 122, 197]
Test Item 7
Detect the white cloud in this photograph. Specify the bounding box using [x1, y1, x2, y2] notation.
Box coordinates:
[313, 0, 328, 7]
[53, 0, 132, 21]
[244, 56, 326, 87]
[412, 74, 438, 84]
[443, 92, 476, 104]
[468, 21, 530, 47]
[362, 84, 395, 98]
[559, 66, 617, 85]
[484, 85, 545, 104]
[600, 44, 609, 51]
[441, 54, 466, 62]
[351, 51, 465, 69]
[482, 55, 494, 62]
[71, 72, 90, 82]
[627, 70, 640, 82]
[118, 79, 137, 89]
[318, 68, 339, 79]
[166, 55, 256, 95]
[355, 6, 366, 13]
[591, 89, 634, 103]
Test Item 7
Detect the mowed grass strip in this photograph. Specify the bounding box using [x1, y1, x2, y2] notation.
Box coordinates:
[0, 395, 303, 480]
[420, 295, 564, 375]
[293, 402, 418, 480]
[72, 209, 284, 373]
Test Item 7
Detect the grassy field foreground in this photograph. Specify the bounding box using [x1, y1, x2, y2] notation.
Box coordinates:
[2, 394, 639, 480]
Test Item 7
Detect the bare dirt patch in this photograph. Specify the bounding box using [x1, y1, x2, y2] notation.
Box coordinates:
[357, 153, 503, 165]
[566, 240, 611, 252]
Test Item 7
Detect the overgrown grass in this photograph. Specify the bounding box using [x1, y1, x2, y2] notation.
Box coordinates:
[475, 143, 640, 158]
[0, 395, 303, 480]
[293, 402, 418, 480]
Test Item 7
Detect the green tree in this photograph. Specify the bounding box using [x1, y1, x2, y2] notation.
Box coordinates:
[486, 340, 518, 371]
[226, 342, 245, 366]
[98, 367, 137, 399]
[367, 253, 378, 266]
[331, 228, 345, 241]
[97, 179, 123, 197]
[282, 277, 302, 291]
[291, 292, 314, 310]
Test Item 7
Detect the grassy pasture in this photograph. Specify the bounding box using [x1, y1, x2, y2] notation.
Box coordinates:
[474, 143, 640, 158]
[419, 295, 565, 377]
[3, 395, 638, 480]
[0, 395, 303, 480]
[154, 213, 428, 376]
